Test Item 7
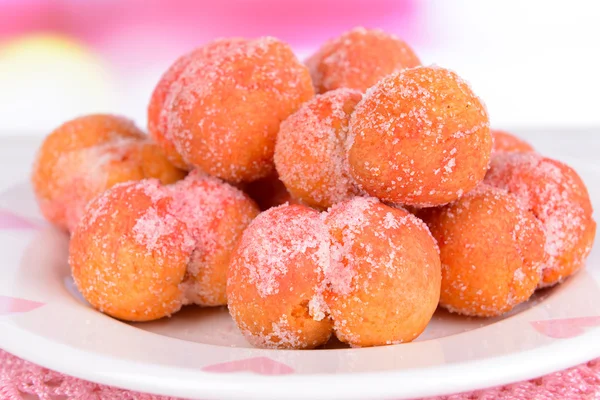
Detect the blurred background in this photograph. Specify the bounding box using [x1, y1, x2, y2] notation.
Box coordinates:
[0, 0, 599, 135]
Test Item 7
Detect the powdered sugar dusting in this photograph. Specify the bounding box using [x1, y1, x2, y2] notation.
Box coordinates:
[264, 314, 303, 349]
[308, 292, 328, 321]
[168, 170, 258, 305]
[324, 197, 377, 295]
[234, 204, 329, 297]
[513, 268, 526, 282]
[383, 212, 399, 229]
[133, 207, 179, 253]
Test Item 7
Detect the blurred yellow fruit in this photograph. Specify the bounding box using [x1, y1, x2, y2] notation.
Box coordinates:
[0, 33, 117, 132]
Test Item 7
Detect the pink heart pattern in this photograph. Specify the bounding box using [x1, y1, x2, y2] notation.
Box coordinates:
[0, 209, 40, 230]
[202, 357, 294, 375]
[0, 296, 45, 316]
[531, 317, 600, 338]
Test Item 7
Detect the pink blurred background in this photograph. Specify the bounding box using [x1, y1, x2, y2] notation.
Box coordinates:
[1, 0, 599, 133]
[0, 0, 426, 62]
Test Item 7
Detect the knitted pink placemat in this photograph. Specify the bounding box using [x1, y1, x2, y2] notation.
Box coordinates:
[1, 349, 599, 400]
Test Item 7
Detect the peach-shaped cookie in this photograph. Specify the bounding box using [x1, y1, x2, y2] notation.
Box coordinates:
[275, 88, 362, 209]
[323, 197, 441, 347]
[422, 185, 546, 317]
[348, 66, 491, 207]
[70, 180, 195, 321]
[492, 129, 534, 153]
[485, 152, 596, 287]
[169, 171, 260, 306]
[148, 38, 244, 169]
[165, 37, 314, 183]
[227, 204, 333, 349]
[71, 173, 258, 320]
[306, 27, 420, 93]
[32, 114, 185, 231]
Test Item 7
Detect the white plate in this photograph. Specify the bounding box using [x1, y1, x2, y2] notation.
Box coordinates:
[0, 160, 599, 400]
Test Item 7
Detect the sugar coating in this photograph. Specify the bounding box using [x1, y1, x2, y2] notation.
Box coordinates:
[485, 152, 596, 287]
[275, 88, 363, 209]
[348, 65, 492, 207]
[164, 36, 315, 183]
[306, 27, 421, 93]
[232, 204, 329, 298]
[492, 129, 535, 154]
[321, 197, 377, 296]
[227, 197, 441, 348]
[421, 183, 546, 317]
[307, 292, 328, 322]
[133, 206, 181, 252]
[236, 313, 306, 349]
[168, 170, 259, 306]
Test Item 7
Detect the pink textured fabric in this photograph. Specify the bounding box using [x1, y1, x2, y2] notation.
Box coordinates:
[1, 349, 599, 400]
[0, 350, 177, 400]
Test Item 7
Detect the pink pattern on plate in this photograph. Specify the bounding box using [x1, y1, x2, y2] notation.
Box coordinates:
[0, 296, 45, 316]
[531, 317, 600, 338]
[202, 357, 294, 375]
[0, 209, 39, 230]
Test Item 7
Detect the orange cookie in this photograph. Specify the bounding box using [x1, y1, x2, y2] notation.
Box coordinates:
[147, 38, 244, 169]
[275, 88, 363, 208]
[70, 173, 259, 320]
[323, 197, 441, 346]
[492, 129, 534, 153]
[165, 37, 314, 183]
[227, 204, 333, 349]
[70, 180, 194, 321]
[348, 66, 491, 207]
[422, 185, 546, 317]
[485, 152, 596, 287]
[32, 114, 184, 231]
[306, 27, 420, 93]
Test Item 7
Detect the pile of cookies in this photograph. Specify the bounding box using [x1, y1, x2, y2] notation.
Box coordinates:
[31, 27, 596, 349]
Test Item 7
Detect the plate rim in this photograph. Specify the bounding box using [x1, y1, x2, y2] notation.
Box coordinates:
[1, 320, 599, 400]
